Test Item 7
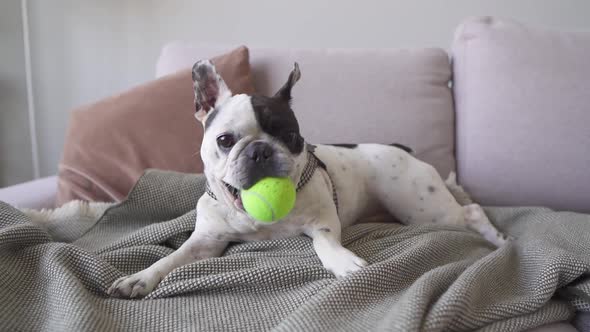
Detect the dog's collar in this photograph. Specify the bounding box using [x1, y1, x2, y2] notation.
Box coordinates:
[296, 150, 325, 191]
[204, 151, 339, 212]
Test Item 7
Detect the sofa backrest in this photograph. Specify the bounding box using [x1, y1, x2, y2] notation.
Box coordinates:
[452, 17, 590, 212]
[156, 44, 456, 178]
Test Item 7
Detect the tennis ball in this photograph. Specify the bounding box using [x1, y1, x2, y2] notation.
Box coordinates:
[240, 177, 296, 222]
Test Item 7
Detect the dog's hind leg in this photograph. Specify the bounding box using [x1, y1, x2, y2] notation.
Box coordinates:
[462, 203, 509, 246]
[372, 158, 509, 247]
[444, 172, 473, 205]
[443, 172, 510, 246]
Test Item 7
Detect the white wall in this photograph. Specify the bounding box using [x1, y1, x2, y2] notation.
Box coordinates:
[2, 0, 590, 185]
[0, 0, 33, 186]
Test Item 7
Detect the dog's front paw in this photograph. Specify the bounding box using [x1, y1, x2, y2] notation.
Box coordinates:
[107, 270, 163, 299]
[323, 248, 368, 278]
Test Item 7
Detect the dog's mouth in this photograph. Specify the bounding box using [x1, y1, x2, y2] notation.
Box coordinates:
[222, 181, 244, 211]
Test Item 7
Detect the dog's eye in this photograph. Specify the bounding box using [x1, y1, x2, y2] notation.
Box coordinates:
[216, 134, 236, 149]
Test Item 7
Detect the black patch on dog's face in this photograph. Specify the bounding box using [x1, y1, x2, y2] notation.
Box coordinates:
[250, 95, 304, 154]
[327, 143, 358, 149]
[389, 143, 413, 154]
[204, 107, 220, 130]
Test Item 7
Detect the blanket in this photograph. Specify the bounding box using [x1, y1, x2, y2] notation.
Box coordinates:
[1, 169, 590, 332]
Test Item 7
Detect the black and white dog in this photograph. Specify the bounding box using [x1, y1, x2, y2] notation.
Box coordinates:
[104, 61, 507, 298]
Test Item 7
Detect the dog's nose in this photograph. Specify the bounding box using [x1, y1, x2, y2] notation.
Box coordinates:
[247, 141, 274, 163]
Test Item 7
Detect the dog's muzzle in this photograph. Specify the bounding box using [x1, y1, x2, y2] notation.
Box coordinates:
[238, 141, 291, 189]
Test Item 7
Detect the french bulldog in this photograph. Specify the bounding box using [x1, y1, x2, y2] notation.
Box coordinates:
[107, 61, 508, 298]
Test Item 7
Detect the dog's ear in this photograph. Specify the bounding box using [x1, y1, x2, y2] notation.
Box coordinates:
[192, 60, 232, 123]
[274, 62, 301, 103]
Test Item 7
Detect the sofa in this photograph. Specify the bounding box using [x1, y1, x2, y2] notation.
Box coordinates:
[1, 16, 589, 331]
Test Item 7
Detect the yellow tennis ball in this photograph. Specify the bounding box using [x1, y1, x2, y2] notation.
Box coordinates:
[240, 177, 296, 222]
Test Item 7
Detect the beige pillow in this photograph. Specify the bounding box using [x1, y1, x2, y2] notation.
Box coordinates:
[57, 46, 255, 205]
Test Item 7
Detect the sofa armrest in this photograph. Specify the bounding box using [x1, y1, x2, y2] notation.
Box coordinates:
[0, 176, 58, 209]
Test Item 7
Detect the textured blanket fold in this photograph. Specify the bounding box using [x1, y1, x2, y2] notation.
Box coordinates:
[1, 169, 590, 331]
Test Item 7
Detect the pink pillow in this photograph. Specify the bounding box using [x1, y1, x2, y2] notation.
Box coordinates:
[57, 46, 255, 205]
[452, 17, 590, 212]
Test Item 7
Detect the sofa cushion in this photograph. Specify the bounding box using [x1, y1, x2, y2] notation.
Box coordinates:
[57, 46, 255, 205]
[157, 44, 456, 178]
[0, 176, 57, 209]
[452, 16, 590, 212]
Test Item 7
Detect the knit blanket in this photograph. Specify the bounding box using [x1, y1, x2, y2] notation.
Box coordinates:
[1, 170, 590, 331]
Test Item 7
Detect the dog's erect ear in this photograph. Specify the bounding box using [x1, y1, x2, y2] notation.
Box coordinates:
[192, 60, 232, 123]
[273, 62, 301, 103]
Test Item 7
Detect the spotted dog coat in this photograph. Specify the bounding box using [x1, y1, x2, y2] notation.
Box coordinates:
[108, 61, 508, 299]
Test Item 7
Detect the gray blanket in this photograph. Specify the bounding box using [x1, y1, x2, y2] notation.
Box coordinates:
[1, 170, 590, 332]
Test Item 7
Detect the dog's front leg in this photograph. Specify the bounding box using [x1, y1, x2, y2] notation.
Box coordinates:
[108, 231, 228, 298]
[305, 214, 368, 278]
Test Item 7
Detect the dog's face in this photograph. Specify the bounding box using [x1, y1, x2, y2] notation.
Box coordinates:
[192, 60, 307, 211]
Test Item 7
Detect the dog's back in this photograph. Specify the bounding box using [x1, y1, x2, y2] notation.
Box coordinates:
[314, 143, 464, 227]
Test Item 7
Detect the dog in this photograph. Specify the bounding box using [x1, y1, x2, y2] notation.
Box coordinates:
[104, 61, 509, 298]
[36, 61, 508, 299]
